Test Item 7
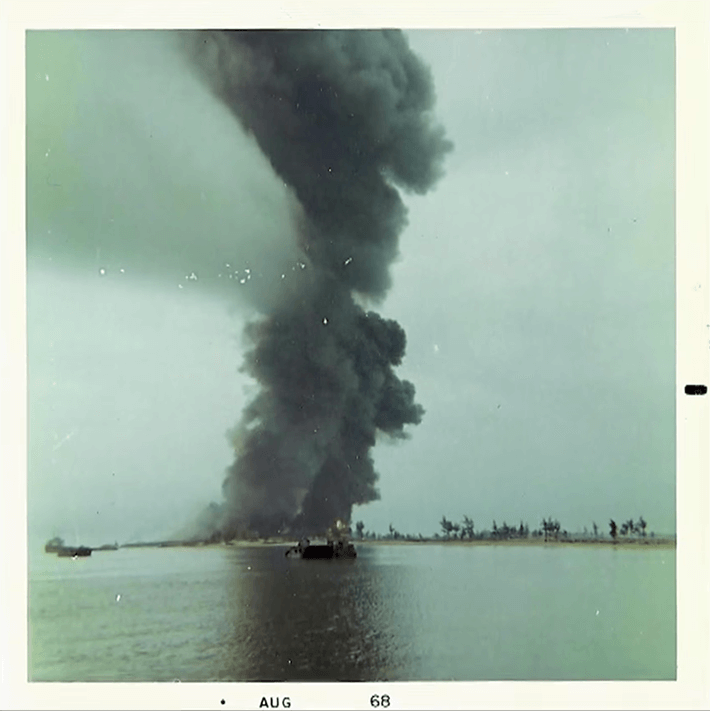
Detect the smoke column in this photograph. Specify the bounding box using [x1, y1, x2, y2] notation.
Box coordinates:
[189, 30, 451, 537]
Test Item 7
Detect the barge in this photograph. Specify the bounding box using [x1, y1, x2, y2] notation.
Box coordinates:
[285, 538, 357, 559]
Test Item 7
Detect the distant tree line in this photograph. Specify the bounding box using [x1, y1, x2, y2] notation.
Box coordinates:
[609, 516, 648, 541]
[351, 514, 652, 543]
[352, 516, 541, 541]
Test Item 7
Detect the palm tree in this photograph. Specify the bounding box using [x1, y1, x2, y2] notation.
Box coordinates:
[610, 519, 618, 541]
[637, 516, 647, 537]
[462, 516, 475, 540]
[440, 516, 454, 539]
[543, 518, 560, 540]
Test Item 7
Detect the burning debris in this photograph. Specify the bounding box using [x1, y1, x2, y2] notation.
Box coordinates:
[187, 31, 451, 538]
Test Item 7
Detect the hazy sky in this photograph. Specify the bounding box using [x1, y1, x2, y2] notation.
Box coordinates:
[26, 29, 675, 545]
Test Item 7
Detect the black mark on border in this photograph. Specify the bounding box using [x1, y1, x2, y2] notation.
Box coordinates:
[684, 384, 707, 395]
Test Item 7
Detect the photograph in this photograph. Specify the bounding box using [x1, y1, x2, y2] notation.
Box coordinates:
[2, 4, 707, 707]
[24, 26, 677, 684]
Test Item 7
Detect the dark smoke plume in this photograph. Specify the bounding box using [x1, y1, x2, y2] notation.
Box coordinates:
[188, 30, 451, 537]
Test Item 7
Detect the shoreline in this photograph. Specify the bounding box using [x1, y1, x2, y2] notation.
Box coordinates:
[357, 537, 676, 549]
[109, 536, 676, 551]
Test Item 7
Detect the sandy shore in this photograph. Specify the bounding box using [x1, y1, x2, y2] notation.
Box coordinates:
[119, 536, 675, 551]
[357, 537, 676, 549]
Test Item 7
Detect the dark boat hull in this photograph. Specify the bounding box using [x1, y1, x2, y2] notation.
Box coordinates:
[302, 544, 337, 559]
[287, 542, 357, 559]
[56, 546, 92, 557]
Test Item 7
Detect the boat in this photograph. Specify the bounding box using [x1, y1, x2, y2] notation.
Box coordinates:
[56, 546, 92, 557]
[285, 538, 357, 559]
[44, 537, 65, 553]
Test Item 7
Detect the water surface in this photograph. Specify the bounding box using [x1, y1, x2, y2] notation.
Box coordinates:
[29, 542, 675, 681]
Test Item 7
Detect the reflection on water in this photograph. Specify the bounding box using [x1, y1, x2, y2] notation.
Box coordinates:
[28, 542, 675, 681]
[217, 546, 414, 680]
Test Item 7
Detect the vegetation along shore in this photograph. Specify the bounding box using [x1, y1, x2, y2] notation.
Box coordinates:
[44, 515, 675, 552]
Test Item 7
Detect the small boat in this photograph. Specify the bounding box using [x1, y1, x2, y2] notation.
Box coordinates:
[285, 538, 357, 559]
[56, 546, 92, 557]
[44, 537, 65, 553]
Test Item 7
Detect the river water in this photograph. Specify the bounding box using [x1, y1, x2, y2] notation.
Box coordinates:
[28, 542, 675, 681]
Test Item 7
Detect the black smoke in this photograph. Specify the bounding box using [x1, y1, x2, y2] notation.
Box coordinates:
[188, 30, 451, 537]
